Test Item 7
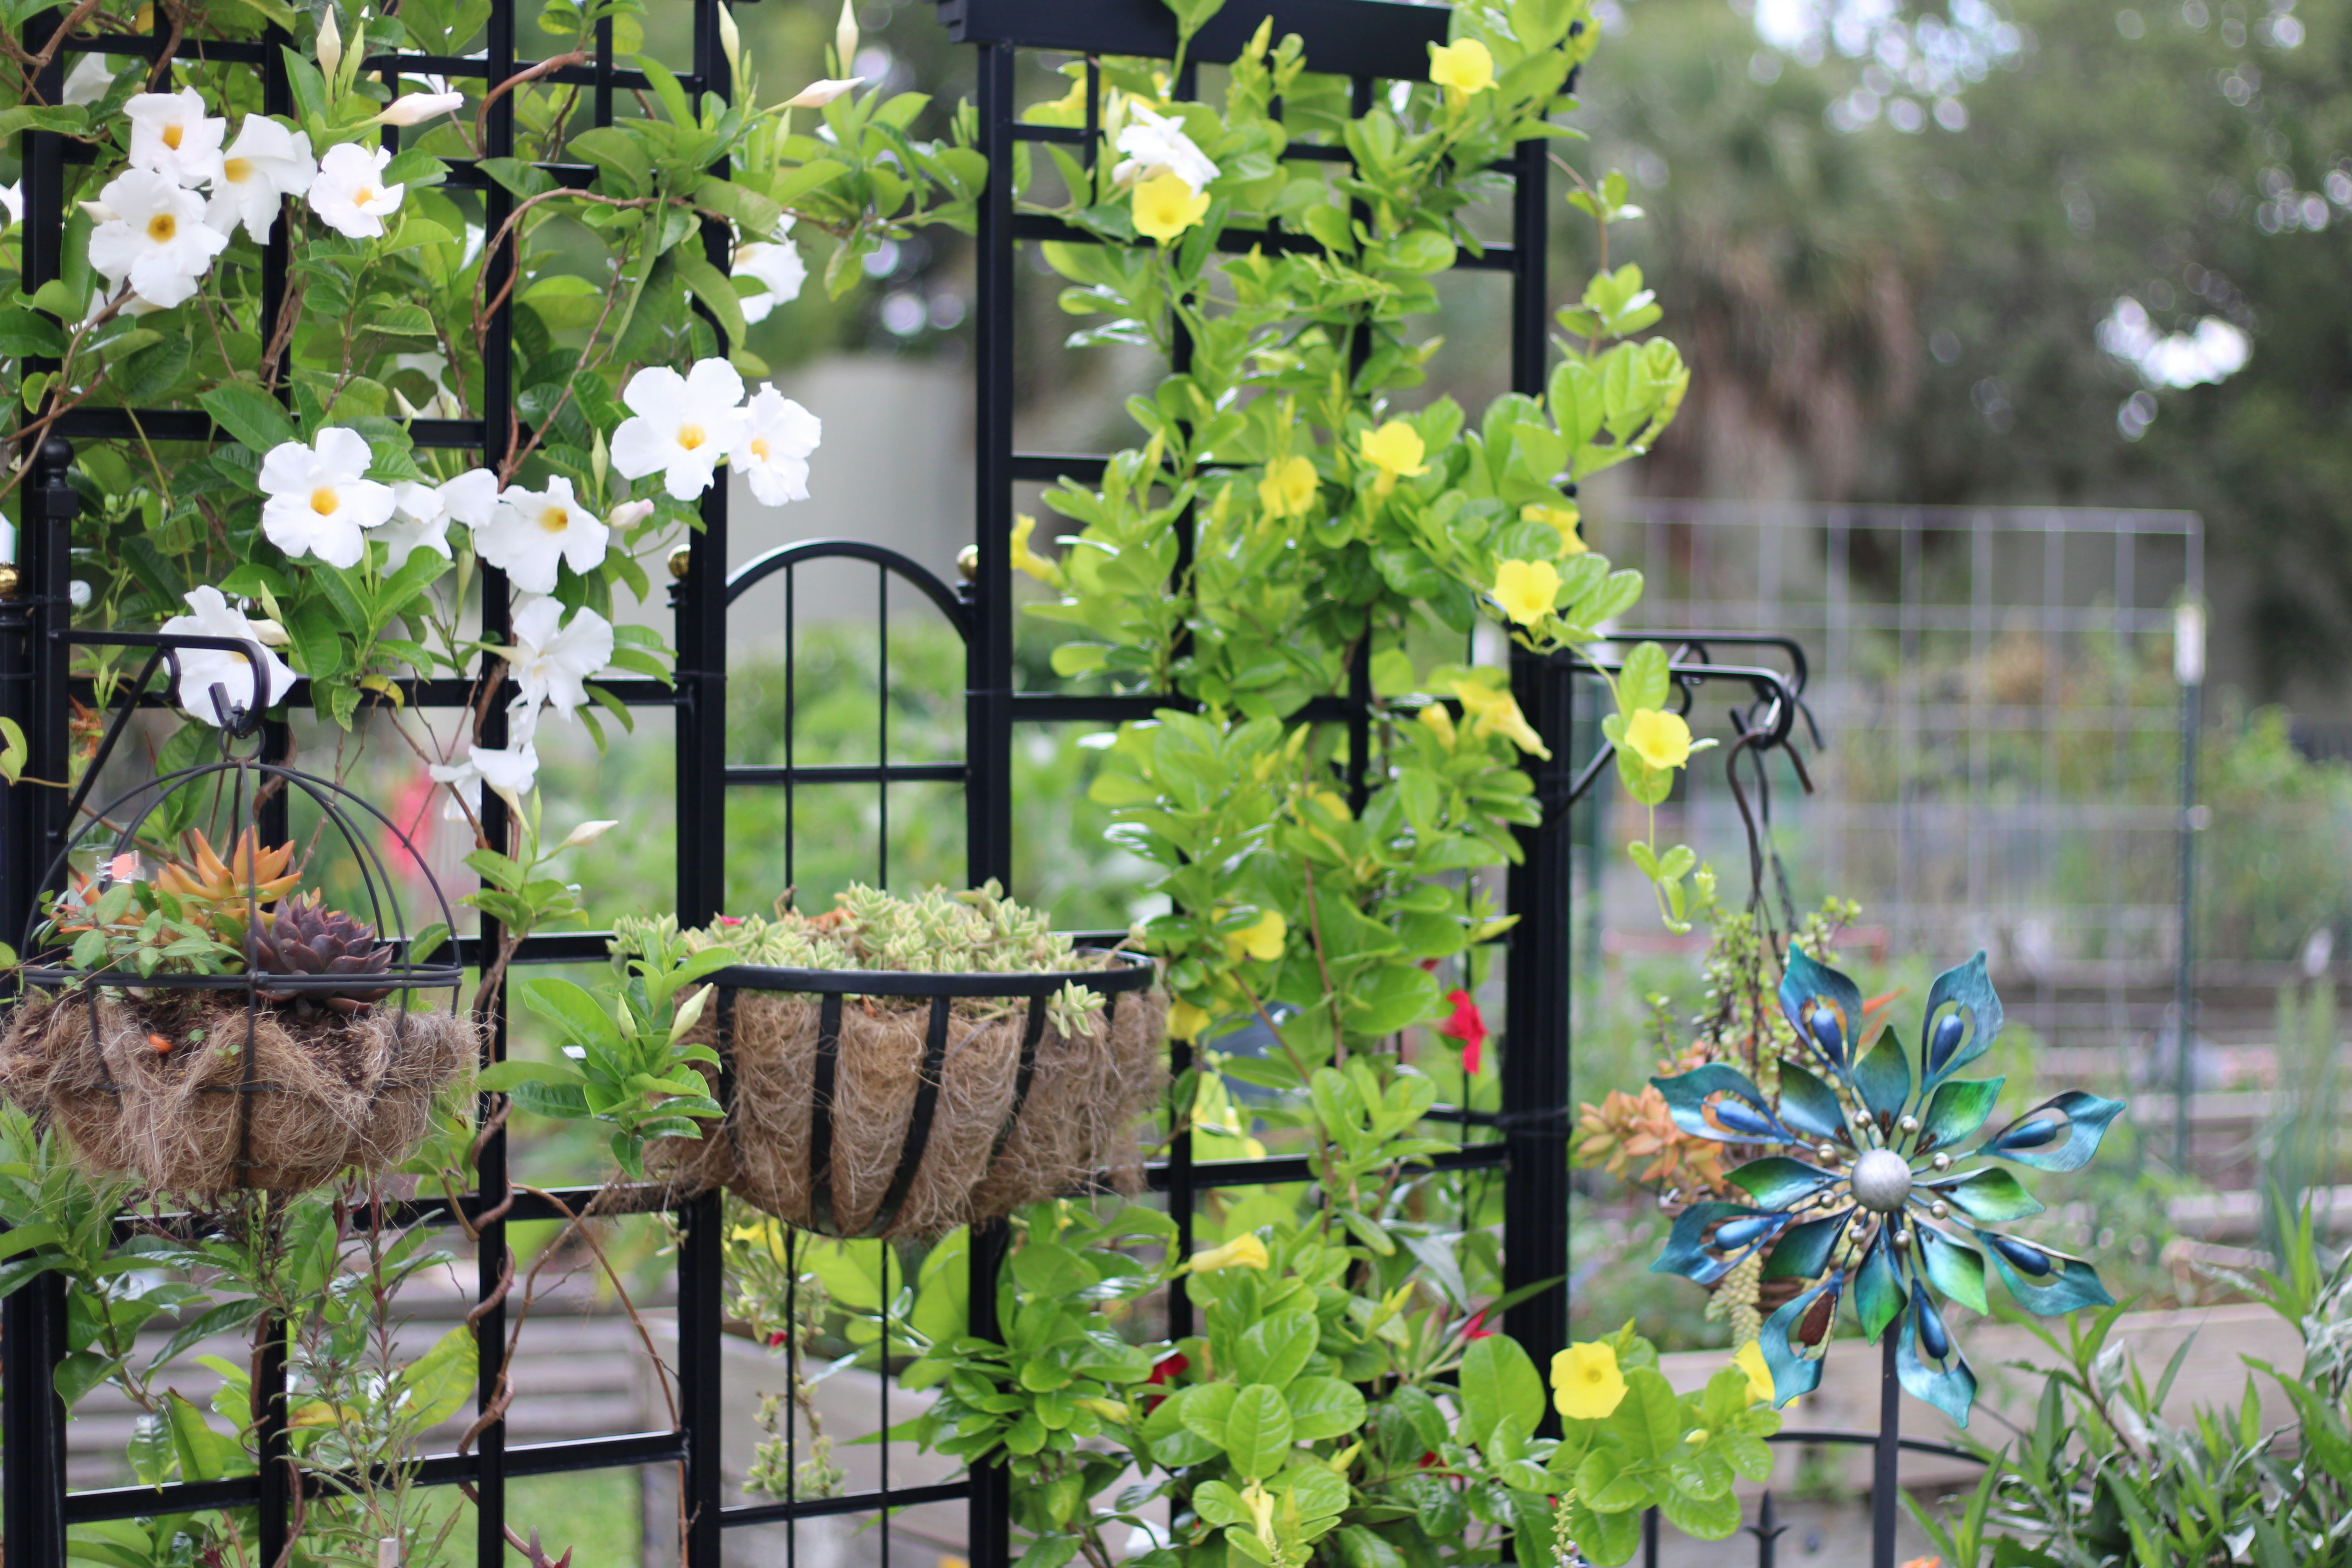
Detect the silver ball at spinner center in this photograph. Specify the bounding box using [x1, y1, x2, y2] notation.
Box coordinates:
[1851, 1148, 1915, 1213]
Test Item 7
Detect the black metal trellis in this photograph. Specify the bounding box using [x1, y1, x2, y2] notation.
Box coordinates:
[0, 2, 1962, 1566]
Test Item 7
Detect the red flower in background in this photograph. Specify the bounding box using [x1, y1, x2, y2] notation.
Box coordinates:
[1437, 989, 1487, 1075]
[1140, 1350, 1189, 1412]
[1461, 1308, 1495, 1341]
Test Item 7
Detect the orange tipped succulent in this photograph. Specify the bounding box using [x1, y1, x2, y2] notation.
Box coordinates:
[155, 828, 302, 912]
[1576, 1044, 1731, 1194]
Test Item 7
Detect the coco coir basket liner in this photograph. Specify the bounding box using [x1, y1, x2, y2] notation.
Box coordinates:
[0, 986, 474, 1194]
[652, 952, 1162, 1240]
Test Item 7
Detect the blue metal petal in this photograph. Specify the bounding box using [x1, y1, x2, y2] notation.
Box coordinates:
[1651, 1064, 1797, 1146]
[1726, 1155, 1843, 1210]
[1758, 1270, 1844, 1409]
[1855, 1027, 1913, 1125]
[1977, 1229, 2116, 1315]
[1915, 1076, 2005, 1155]
[1897, 1280, 1978, 1426]
[1975, 1091, 2127, 1172]
[1920, 951, 2003, 1091]
[1653, 1201, 1764, 1284]
[1780, 946, 1866, 1077]
[1773, 1062, 1851, 1145]
[1762, 1209, 1855, 1282]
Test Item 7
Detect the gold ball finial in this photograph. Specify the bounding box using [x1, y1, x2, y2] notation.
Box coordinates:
[0, 564, 18, 598]
[956, 544, 979, 582]
[668, 547, 692, 581]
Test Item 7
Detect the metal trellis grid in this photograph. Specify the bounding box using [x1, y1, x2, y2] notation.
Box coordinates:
[0, 4, 1944, 1568]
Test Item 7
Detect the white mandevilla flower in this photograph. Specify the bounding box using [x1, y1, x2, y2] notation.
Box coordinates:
[124, 88, 227, 187]
[429, 741, 540, 817]
[206, 116, 316, 242]
[376, 91, 465, 127]
[610, 359, 747, 501]
[507, 596, 614, 724]
[162, 587, 297, 727]
[62, 53, 116, 107]
[0, 181, 18, 226]
[735, 221, 806, 325]
[87, 169, 229, 309]
[1112, 104, 1219, 194]
[258, 426, 397, 569]
[385, 468, 499, 568]
[474, 475, 607, 593]
[784, 77, 864, 109]
[307, 142, 403, 238]
[731, 386, 822, 507]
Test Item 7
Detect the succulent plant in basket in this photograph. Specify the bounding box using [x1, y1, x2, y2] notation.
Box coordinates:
[247, 893, 398, 1016]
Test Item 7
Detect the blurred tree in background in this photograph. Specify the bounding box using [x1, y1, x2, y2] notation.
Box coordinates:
[1577, 0, 2352, 695]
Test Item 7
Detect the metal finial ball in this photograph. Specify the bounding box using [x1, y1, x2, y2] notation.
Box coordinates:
[1851, 1149, 1914, 1213]
[1851, 1107, 1874, 1129]
[1816, 1143, 1839, 1163]
[1931, 1152, 1953, 1172]
[1929, 1200, 1949, 1220]
[668, 546, 693, 580]
[1898, 1114, 1919, 1134]
[956, 544, 980, 581]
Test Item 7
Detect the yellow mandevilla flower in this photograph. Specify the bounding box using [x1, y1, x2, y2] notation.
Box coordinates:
[1417, 703, 1458, 749]
[1168, 998, 1212, 1042]
[1493, 558, 1560, 625]
[1258, 454, 1319, 518]
[1734, 1341, 1775, 1406]
[1359, 421, 1430, 495]
[1011, 513, 1063, 586]
[1429, 38, 1496, 100]
[1452, 679, 1550, 760]
[1187, 1234, 1270, 1273]
[1225, 908, 1287, 962]
[1521, 502, 1587, 555]
[1551, 1341, 1628, 1420]
[1133, 171, 1210, 243]
[1622, 707, 1695, 771]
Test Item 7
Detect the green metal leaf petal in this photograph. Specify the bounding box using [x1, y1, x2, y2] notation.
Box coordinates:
[1780, 945, 1866, 1077]
[1928, 1165, 2046, 1223]
[1773, 1062, 1851, 1145]
[1915, 1224, 1989, 1315]
[1651, 1064, 1794, 1145]
[1915, 1076, 2005, 1155]
[1977, 1230, 2116, 1315]
[1896, 1281, 1978, 1426]
[1855, 1027, 1913, 1123]
[1854, 1232, 1904, 1345]
[1726, 1156, 1841, 1210]
[1761, 1210, 1854, 1282]
[1653, 1202, 1775, 1285]
[1920, 951, 2002, 1091]
[1975, 1091, 2127, 1172]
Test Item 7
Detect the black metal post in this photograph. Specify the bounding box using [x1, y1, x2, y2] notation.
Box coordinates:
[1501, 130, 1568, 1403]
[1872, 1328, 1900, 1568]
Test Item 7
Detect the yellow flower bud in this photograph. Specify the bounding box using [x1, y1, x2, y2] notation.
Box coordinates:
[1735, 1340, 1775, 1406]
[1418, 703, 1458, 748]
[1521, 502, 1586, 555]
[1451, 679, 1550, 760]
[1187, 1234, 1270, 1273]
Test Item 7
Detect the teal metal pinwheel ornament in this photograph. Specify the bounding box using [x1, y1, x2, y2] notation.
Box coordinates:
[1647, 948, 2125, 1424]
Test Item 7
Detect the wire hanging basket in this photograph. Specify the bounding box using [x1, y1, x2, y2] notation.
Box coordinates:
[655, 952, 1162, 1240]
[0, 639, 476, 1196]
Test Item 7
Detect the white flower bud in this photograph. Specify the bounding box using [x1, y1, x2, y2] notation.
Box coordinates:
[376, 91, 465, 127]
[317, 8, 343, 80]
[784, 76, 864, 109]
[835, 0, 859, 75]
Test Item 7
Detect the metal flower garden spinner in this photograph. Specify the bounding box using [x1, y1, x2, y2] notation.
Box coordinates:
[1650, 949, 2125, 1424]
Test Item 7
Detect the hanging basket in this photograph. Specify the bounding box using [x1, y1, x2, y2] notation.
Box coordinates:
[0, 737, 475, 1197]
[653, 953, 1162, 1240]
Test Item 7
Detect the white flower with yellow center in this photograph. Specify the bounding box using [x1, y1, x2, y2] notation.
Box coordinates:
[506, 595, 614, 725]
[474, 476, 607, 593]
[307, 142, 404, 239]
[610, 358, 748, 501]
[161, 587, 297, 727]
[730, 385, 822, 507]
[385, 468, 499, 568]
[87, 169, 229, 309]
[735, 221, 808, 325]
[123, 87, 226, 186]
[1112, 103, 1219, 194]
[258, 427, 397, 569]
[205, 116, 315, 242]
